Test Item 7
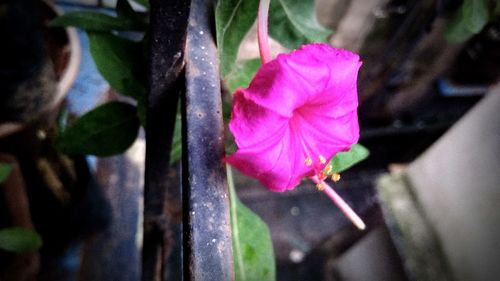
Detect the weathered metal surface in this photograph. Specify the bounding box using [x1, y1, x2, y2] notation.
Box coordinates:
[144, 0, 190, 280]
[183, 0, 233, 280]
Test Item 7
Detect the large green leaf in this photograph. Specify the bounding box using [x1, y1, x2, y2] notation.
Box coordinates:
[216, 0, 259, 77]
[0, 163, 12, 184]
[0, 227, 42, 252]
[226, 59, 261, 93]
[227, 167, 276, 281]
[462, 0, 489, 33]
[330, 144, 370, 173]
[57, 102, 140, 157]
[49, 11, 145, 32]
[268, 0, 331, 50]
[88, 32, 147, 99]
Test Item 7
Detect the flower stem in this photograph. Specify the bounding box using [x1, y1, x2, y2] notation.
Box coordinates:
[258, 0, 272, 64]
[226, 165, 247, 281]
[311, 176, 366, 230]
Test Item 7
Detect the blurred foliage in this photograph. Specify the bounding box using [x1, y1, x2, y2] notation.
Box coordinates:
[216, 0, 331, 80]
[50, 0, 148, 156]
[445, 0, 498, 43]
[227, 167, 276, 281]
[0, 163, 12, 183]
[268, 0, 331, 49]
[56, 102, 140, 157]
[216, 0, 259, 77]
[0, 227, 42, 253]
[226, 59, 261, 93]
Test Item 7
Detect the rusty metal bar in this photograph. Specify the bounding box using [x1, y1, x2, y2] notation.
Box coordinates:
[183, 0, 234, 280]
[144, 0, 190, 280]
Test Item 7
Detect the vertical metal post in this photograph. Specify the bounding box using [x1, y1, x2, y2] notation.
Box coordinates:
[144, 0, 190, 280]
[183, 0, 234, 280]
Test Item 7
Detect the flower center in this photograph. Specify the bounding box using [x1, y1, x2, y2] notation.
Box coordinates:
[298, 140, 361, 228]
[303, 154, 342, 191]
[290, 109, 336, 181]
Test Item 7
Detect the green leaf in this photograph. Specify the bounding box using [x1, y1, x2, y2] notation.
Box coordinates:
[330, 144, 370, 173]
[268, 0, 331, 50]
[226, 59, 261, 93]
[57, 107, 69, 135]
[116, 0, 148, 29]
[88, 32, 147, 99]
[56, 102, 140, 157]
[445, 0, 490, 43]
[116, 0, 135, 18]
[462, 0, 489, 34]
[136, 94, 147, 127]
[49, 11, 145, 32]
[131, 0, 149, 10]
[0, 163, 12, 184]
[216, 0, 259, 77]
[227, 167, 276, 281]
[445, 11, 475, 43]
[0, 227, 42, 252]
[169, 112, 182, 164]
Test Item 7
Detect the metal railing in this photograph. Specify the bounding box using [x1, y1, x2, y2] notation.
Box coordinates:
[144, 0, 233, 280]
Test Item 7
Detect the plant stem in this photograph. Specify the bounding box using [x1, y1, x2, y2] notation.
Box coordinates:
[226, 165, 246, 280]
[258, 0, 272, 64]
[311, 176, 366, 230]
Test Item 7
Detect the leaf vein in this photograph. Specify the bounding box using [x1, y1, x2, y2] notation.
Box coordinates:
[220, 0, 245, 54]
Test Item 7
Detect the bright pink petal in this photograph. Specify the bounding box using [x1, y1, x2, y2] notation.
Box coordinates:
[229, 90, 288, 148]
[226, 126, 313, 192]
[293, 110, 359, 164]
[245, 44, 361, 117]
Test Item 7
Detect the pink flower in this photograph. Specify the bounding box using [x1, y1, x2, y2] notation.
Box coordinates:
[226, 43, 361, 192]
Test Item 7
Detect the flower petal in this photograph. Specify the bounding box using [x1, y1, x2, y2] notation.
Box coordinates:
[244, 44, 361, 117]
[226, 126, 313, 192]
[226, 43, 361, 192]
[288, 44, 362, 111]
[229, 90, 289, 148]
[294, 110, 359, 164]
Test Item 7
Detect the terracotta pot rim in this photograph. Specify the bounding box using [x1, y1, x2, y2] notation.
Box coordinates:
[44, 1, 81, 113]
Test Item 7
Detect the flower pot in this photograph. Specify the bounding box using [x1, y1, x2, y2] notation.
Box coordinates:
[0, 0, 80, 138]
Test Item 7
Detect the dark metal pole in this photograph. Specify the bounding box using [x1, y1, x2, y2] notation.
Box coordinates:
[144, 0, 190, 280]
[183, 0, 234, 280]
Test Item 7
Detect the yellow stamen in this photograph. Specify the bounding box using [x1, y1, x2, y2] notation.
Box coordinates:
[324, 164, 333, 174]
[331, 173, 341, 182]
[304, 157, 312, 166]
[316, 182, 325, 191]
[319, 155, 326, 164]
